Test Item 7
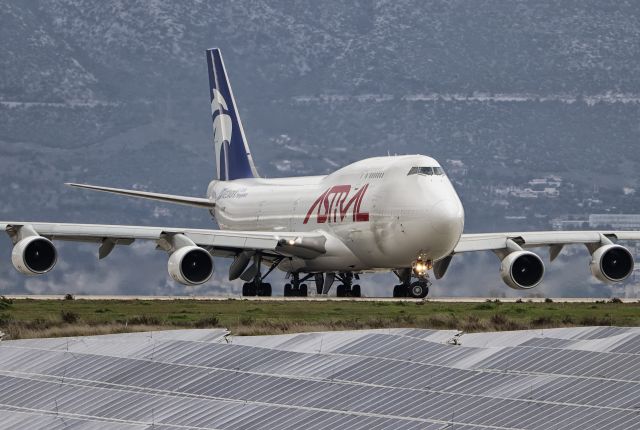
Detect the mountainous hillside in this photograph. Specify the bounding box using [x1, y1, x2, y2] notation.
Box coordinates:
[1, 0, 639, 296]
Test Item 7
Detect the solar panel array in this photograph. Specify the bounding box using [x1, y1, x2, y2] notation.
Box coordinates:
[0, 326, 639, 429]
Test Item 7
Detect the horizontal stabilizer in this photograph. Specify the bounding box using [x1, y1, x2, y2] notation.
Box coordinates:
[66, 183, 215, 209]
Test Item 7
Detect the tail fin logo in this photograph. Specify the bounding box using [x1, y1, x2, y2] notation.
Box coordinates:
[211, 88, 232, 180]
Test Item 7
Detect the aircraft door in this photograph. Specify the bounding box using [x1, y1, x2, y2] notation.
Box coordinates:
[290, 197, 300, 230]
[256, 199, 266, 229]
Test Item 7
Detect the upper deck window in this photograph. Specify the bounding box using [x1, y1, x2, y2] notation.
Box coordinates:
[408, 166, 444, 176]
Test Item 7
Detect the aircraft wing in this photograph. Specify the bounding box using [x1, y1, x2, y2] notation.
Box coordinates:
[66, 183, 215, 209]
[0, 222, 326, 260]
[455, 231, 640, 255]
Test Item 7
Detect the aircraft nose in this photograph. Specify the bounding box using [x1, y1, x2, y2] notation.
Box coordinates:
[429, 198, 464, 240]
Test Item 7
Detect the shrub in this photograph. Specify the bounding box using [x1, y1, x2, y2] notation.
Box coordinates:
[461, 315, 486, 331]
[424, 314, 458, 329]
[0, 296, 14, 310]
[25, 318, 52, 330]
[531, 316, 554, 327]
[126, 315, 162, 325]
[239, 316, 255, 325]
[609, 297, 623, 304]
[194, 315, 220, 328]
[60, 310, 79, 324]
[474, 303, 494, 310]
[490, 314, 508, 325]
[579, 316, 598, 326]
[366, 317, 387, 329]
[0, 313, 11, 325]
[64, 294, 75, 301]
[544, 298, 553, 303]
[393, 313, 416, 324]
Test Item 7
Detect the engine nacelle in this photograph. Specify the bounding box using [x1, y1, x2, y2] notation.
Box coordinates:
[590, 244, 634, 283]
[167, 246, 214, 286]
[11, 236, 57, 275]
[500, 251, 545, 290]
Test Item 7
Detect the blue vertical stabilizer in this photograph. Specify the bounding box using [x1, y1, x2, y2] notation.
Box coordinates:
[206, 48, 258, 181]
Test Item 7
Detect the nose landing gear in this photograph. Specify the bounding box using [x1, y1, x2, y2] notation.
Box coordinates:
[393, 267, 431, 298]
[408, 281, 429, 298]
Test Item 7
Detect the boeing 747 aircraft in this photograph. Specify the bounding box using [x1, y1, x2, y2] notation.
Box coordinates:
[2, 48, 639, 298]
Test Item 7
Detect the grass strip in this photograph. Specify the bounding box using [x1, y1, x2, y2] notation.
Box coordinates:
[0, 297, 638, 339]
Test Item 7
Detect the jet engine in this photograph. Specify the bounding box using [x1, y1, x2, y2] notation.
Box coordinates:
[500, 251, 545, 290]
[590, 244, 634, 283]
[11, 236, 57, 275]
[167, 246, 214, 286]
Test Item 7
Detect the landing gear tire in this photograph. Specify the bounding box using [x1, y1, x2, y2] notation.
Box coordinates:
[243, 282, 272, 297]
[409, 282, 429, 299]
[284, 279, 308, 297]
[352, 284, 361, 298]
[242, 282, 256, 296]
[258, 283, 272, 297]
[392, 285, 405, 298]
[336, 284, 361, 297]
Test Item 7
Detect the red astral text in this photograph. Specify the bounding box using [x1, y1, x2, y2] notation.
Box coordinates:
[303, 184, 370, 224]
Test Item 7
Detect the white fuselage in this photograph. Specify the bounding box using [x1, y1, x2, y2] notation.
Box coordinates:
[208, 155, 465, 273]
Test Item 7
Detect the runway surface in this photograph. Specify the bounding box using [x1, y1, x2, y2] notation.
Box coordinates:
[4, 294, 637, 303]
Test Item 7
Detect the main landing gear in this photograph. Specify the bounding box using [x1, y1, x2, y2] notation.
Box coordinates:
[239, 259, 364, 298]
[242, 280, 272, 296]
[284, 272, 313, 297]
[284, 272, 361, 297]
[335, 272, 361, 298]
[241, 253, 279, 297]
[392, 268, 431, 298]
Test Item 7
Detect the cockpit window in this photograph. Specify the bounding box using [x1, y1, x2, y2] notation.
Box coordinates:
[408, 166, 444, 176]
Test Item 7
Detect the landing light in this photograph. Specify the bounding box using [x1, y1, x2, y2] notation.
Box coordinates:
[412, 258, 432, 277]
